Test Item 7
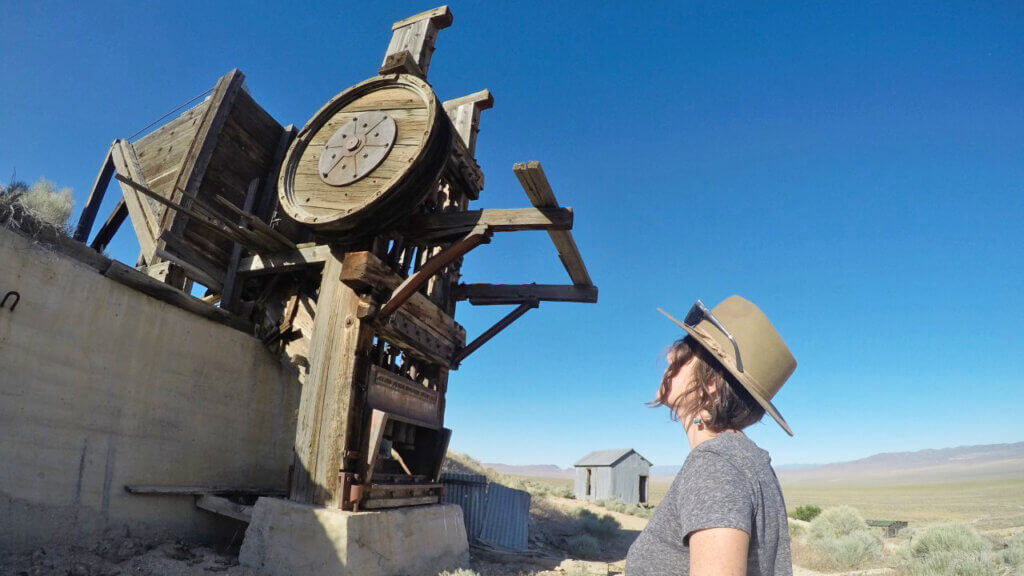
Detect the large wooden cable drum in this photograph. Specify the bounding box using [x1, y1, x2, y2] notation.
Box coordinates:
[278, 74, 451, 236]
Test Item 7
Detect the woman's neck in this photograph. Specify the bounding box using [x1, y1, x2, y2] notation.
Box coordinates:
[684, 421, 740, 450]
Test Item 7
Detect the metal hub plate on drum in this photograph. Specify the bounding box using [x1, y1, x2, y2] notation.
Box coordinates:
[318, 111, 397, 186]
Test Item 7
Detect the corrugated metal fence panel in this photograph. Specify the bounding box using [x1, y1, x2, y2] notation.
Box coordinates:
[440, 473, 488, 540]
[477, 483, 531, 551]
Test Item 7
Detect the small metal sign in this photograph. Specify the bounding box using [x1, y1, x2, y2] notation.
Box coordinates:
[367, 365, 440, 427]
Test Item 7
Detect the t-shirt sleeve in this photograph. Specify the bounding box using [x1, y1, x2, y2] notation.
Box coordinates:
[677, 451, 754, 544]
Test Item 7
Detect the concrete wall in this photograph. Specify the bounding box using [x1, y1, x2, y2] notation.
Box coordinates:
[0, 227, 300, 552]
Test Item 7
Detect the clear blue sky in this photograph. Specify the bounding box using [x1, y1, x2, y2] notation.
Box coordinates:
[3, 2, 1022, 468]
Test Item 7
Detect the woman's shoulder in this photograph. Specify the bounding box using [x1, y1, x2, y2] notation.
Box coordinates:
[684, 433, 771, 482]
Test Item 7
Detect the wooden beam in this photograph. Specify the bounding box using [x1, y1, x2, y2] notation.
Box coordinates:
[255, 125, 297, 222]
[377, 226, 491, 320]
[110, 140, 159, 263]
[380, 6, 453, 78]
[221, 179, 260, 312]
[238, 244, 331, 276]
[443, 89, 493, 157]
[157, 231, 226, 290]
[455, 283, 598, 305]
[291, 250, 372, 507]
[513, 161, 594, 287]
[162, 69, 246, 237]
[195, 495, 253, 523]
[89, 198, 127, 252]
[74, 144, 115, 242]
[453, 301, 538, 366]
[102, 261, 251, 333]
[404, 207, 572, 239]
[124, 485, 283, 496]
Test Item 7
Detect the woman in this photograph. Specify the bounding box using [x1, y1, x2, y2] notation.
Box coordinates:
[626, 295, 797, 576]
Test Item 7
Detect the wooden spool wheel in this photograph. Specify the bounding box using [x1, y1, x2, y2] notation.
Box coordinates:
[278, 74, 451, 238]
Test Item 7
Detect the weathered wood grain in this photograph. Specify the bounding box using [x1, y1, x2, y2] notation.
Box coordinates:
[454, 283, 598, 305]
[290, 251, 372, 507]
[513, 161, 594, 287]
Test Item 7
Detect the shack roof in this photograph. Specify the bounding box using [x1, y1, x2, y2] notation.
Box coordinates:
[574, 448, 651, 468]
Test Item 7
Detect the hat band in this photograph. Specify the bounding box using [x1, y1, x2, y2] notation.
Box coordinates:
[689, 324, 770, 399]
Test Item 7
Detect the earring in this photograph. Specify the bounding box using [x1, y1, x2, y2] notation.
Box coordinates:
[693, 417, 702, 425]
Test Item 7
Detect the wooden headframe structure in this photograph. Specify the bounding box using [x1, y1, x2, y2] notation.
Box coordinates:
[75, 5, 597, 512]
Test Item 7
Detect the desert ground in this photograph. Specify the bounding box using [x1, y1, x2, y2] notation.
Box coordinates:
[485, 471, 1024, 576]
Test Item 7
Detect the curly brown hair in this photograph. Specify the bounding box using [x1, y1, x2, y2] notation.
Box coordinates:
[651, 335, 766, 431]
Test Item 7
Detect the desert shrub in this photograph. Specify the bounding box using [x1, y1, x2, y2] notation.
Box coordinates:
[807, 506, 881, 569]
[551, 485, 574, 499]
[788, 518, 806, 538]
[14, 178, 73, 231]
[593, 497, 651, 518]
[892, 523, 1005, 576]
[998, 532, 1024, 569]
[566, 534, 601, 559]
[437, 571, 480, 576]
[790, 504, 822, 522]
[574, 508, 620, 538]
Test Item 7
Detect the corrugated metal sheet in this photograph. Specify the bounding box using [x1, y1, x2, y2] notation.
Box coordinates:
[478, 483, 531, 550]
[440, 473, 487, 539]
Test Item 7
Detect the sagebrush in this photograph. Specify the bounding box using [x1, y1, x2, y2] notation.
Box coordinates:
[806, 506, 882, 569]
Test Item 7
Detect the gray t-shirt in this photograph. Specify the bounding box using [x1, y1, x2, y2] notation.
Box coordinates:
[625, 432, 791, 575]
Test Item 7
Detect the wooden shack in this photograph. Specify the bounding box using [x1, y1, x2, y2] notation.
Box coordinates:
[574, 448, 652, 505]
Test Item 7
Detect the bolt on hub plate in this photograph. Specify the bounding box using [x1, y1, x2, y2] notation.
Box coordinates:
[318, 111, 397, 186]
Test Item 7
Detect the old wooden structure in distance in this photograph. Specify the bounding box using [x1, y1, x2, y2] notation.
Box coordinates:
[574, 449, 652, 506]
[74, 5, 597, 513]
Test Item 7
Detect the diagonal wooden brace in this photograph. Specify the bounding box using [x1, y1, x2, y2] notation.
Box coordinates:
[376, 225, 492, 321]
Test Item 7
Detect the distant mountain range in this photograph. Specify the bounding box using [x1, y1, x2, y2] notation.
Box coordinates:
[487, 442, 1024, 485]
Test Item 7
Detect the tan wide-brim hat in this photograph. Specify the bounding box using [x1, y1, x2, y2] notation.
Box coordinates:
[658, 295, 797, 436]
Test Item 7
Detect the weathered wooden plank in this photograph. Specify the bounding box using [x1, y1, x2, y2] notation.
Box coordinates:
[238, 244, 331, 276]
[102, 261, 251, 333]
[74, 145, 115, 242]
[455, 283, 598, 305]
[124, 485, 283, 496]
[110, 140, 159, 263]
[362, 495, 440, 510]
[381, 6, 452, 78]
[339, 251, 465, 345]
[377, 226, 491, 320]
[404, 207, 572, 238]
[375, 310, 457, 367]
[221, 179, 260, 311]
[195, 495, 252, 523]
[291, 251, 372, 507]
[513, 161, 594, 287]
[163, 69, 246, 237]
[453, 301, 537, 366]
[256, 125, 297, 222]
[90, 198, 127, 253]
[443, 89, 493, 157]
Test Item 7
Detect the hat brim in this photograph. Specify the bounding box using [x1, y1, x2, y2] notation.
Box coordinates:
[658, 308, 794, 437]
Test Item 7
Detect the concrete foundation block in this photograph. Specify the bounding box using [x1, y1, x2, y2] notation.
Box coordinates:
[239, 498, 469, 576]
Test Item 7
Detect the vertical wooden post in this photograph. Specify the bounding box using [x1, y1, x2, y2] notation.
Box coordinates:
[291, 247, 373, 507]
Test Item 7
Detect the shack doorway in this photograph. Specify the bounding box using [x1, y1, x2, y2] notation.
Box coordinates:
[585, 468, 592, 497]
[638, 475, 648, 504]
